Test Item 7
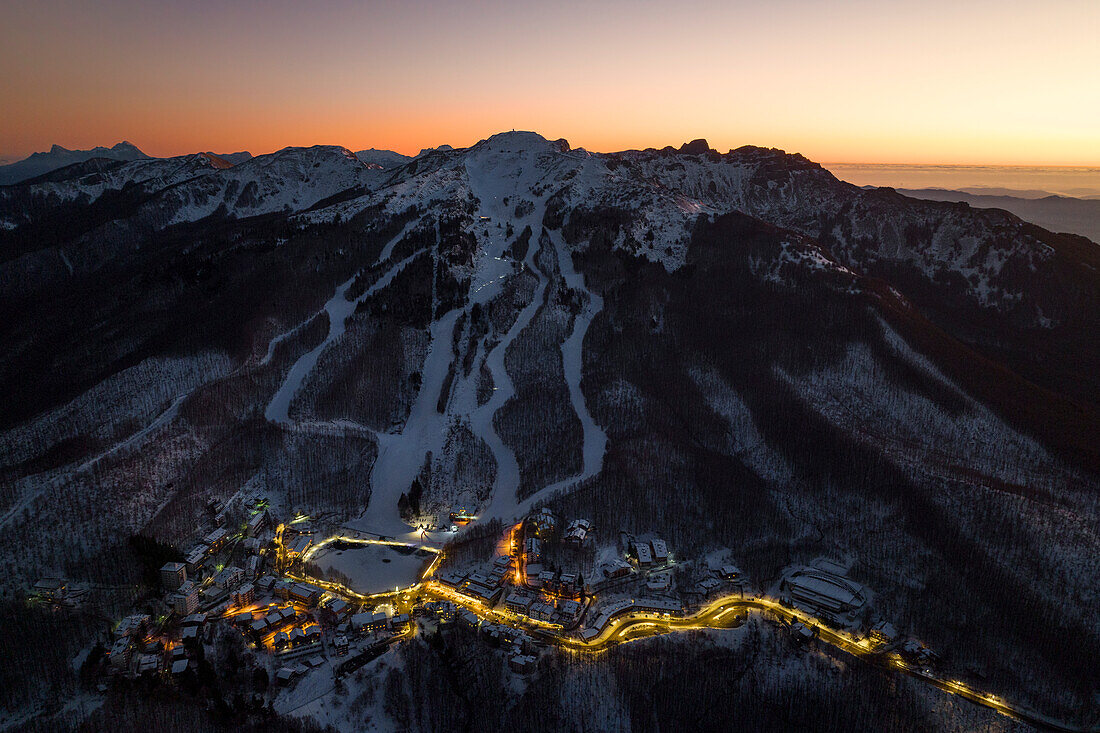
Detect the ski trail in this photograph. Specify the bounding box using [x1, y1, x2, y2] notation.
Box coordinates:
[481, 228, 609, 521]
[265, 240, 422, 424]
[259, 221, 418, 368]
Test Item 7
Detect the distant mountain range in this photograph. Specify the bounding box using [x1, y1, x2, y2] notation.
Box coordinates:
[898, 187, 1100, 243]
[0, 142, 149, 185]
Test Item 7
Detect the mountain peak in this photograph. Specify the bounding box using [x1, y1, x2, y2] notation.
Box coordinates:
[679, 139, 712, 155]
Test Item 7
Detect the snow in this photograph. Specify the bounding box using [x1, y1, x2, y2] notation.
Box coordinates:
[309, 544, 429, 594]
[265, 224, 420, 425]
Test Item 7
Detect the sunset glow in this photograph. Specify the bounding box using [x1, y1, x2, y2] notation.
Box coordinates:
[2, 0, 1098, 164]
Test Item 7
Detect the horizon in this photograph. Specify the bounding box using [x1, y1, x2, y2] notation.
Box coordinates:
[2, 1, 1098, 167]
[6, 133, 1100, 171]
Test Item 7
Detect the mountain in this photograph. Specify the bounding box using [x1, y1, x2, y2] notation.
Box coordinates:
[207, 150, 253, 165]
[0, 141, 149, 185]
[898, 187, 1100, 243]
[1, 130, 1097, 729]
[354, 147, 412, 169]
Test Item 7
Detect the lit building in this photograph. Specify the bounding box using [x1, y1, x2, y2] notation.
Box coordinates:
[650, 539, 668, 564]
[781, 569, 867, 624]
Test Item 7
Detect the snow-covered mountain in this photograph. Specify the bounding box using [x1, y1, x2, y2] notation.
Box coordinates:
[1, 130, 1098, 725]
[354, 147, 412, 169]
[0, 141, 149, 185]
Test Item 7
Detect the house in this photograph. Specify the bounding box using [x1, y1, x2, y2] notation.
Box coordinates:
[246, 556, 262, 578]
[303, 624, 321, 641]
[646, 572, 672, 592]
[564, 519, 591, 545]
[33, 578, 67, 602]
[275, 667, 296, 686]
[531, 508, 556, 537]
[650, 539, 668, 564]
[694, 577, 722, 597]
[634, 542, 653, 566]
[334, 635, 349, 655]
[389, 614, 411, 632]
[160, 562, 187, 590]
[273, 631, 290, 649]
[559, 599, 582, 619]
[602, 558, 632, 579]
[170, 659, 189, 675]
[458, 609, 480, 629]
[870, 621, 898, 646]
[509, 653, 536, 674]
[289, 627, 306, 645]
[559, 573, 578, 596]
[505, 592, 533, 614]
[714, 564, 739, 579]
[181, 626, 199, 641]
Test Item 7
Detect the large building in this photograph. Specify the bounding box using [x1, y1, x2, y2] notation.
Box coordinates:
[160, 562, 187, 590]
[781, 569, 867, 624]
[170, 581, 200, 615]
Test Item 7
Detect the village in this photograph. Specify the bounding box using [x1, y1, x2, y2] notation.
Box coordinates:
[28, 496, 1014, 721]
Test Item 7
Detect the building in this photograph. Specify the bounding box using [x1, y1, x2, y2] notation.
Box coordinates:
[650, 539, 668, 564]
[781, 569, 867, 624]
[334, 635, 349, 655]
[601, 558, 632, 579]
[350, 612, 388, 635]
[204, 528, 229, 553]
[564, 519, 591, 545]
[536, 570, 556, 589]
[559, 599, 582, 619]
[389, 614, 410, 632]
[232, 583, 255, 607]
[185, 547, 208, 573]
[509, 653, 537, 673]
[718, 565, 741, 580]
[246, 510, 268, 537]
[634, 542, 653, 566]
[160, 562, 187, 590]
[213, 566, 244, 589]
[505, 592, 533, 614]
[109, 638, 132, 670]
[646, 572, 672, 592]
[114, 614, 150, 638]
[288, 583, 322, 606]
[246, 555, 262, 578]
[33, 578, 68, 602]
[694, 577, 721, 597]
[870, 620, 898, 646]
[524, 537, 542, 564]
[531, 508, 556, 537]
[171, 581, 200, 615]
[303, 624, 321, 641]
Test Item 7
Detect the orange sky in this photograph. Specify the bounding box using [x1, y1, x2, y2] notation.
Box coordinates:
[2, 0, 1098, 165]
